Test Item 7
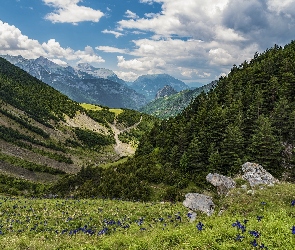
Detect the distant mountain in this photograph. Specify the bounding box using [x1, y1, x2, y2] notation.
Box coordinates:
[155, 85, 178, 99]
[76, 63, 126, 86]
[140, 81, 216, 119]
[0, 55, 147, 110]
[0, 57, 157, 194]
[130, 74, 190, 101]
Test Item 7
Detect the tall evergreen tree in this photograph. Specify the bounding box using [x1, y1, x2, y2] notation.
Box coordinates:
[248, 115, 283, 176]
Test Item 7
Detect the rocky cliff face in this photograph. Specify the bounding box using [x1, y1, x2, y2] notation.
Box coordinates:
[155, 85, 178, 99]
[130, 74, 189, 101]
[0, 55, 147, 110]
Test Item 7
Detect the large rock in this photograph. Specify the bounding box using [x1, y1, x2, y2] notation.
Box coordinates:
[183, 193, 215, 216]
[242, 162, 279, 187]
[206, 173, 236, 195]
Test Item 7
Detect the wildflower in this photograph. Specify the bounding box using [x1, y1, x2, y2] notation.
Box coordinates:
[291, 200, 295, 206]
[249, 230, 260, 238]
[260, 243, 268, 249]
[232, 220, 241, 228]
[235, 234, 244, 241]
[196, 222, 204, 231]
[261, 202, 267, 205]
[257, 216, 263, 221]
[292, 226, 295, 234]
[251, 239, 258, 247]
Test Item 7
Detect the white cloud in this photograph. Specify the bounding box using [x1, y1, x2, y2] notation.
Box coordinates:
[102, 29, 124, 38]
[51, 58, 68, 66]
[75, 46, 105, 63]
[125, 10, 139, 19]
[114, 71, 139, 82]
[113, 0, 295, 82]
[43, 0, 104, 24]
[0, 21, 105, 65]
[96, 46, 128, 54]
[117, 55, 166, 72]
[0, 21, 45, 58]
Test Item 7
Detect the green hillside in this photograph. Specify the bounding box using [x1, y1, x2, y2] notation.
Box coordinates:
[0, 58, 157, 196]
[54, 42, 295, 201]
[140, 81, 215, 119]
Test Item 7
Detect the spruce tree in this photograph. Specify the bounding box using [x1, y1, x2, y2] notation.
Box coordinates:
[248, 115, 283, 177]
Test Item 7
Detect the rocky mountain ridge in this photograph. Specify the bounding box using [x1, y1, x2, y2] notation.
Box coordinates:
[0, 55, 147, 110]
[130, 74, 190, 101]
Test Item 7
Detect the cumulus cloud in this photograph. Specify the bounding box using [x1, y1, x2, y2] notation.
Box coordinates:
[0, 21, 45, 58]
[0, 21, 105, 65]
[74, 46, 105, 63]
[102, 29, 124, 38]
[43, 0, 104, 24]
[117, 55, 166, 72]
[115, 0, 295, 82]
[125, 10, 139, 19]
[114, 70, 139, 82]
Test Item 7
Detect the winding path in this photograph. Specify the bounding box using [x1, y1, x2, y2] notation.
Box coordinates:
[109, 116, 142, 157]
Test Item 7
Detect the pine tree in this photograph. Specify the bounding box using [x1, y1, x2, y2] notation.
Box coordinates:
[220, 120, 246, 175]
[248, 115, 283, 177]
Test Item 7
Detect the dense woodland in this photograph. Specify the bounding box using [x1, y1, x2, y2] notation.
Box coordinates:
[54, 41, 295, 201]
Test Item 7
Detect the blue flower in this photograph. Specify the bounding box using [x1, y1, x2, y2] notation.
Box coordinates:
[261, 202, 267, 205]
[292, 226, 295, 234]
[249, 230, 260, 238]
[291, 200, 295, 206]
[235, 234, 244, 241]
[251, 239, 258, 247]
[257, 216, 263, 222]
[196, 222, 204, 231]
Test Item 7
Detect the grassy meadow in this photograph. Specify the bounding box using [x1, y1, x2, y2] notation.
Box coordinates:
[0, 183, 294, 249]
[80, 103, 123, 116]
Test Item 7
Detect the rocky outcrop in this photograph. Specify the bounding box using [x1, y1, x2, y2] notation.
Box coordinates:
[206, 173, 236, 195]
[155, 85, 177, 99]
[242, 162, 279, 187]
[183, 193, 215, 216]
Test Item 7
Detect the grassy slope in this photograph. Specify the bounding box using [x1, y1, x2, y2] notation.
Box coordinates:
[0, 182, 293, 249]
[140, 82, 215, 119]
[0, 58, 157, 191]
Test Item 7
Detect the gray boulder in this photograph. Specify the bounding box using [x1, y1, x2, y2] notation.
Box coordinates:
[183, 193, 215, 216]
[242, 162, 279, 187]
[206, 173, 236, 195]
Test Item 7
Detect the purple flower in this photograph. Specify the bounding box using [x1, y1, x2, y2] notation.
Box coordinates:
[257, 216, 263, 222]
[251, 239, 258, 247]
[249, 230, 260, 238]
[291, 200, 295, 206]
[196, 222, 204, 231]
[292, 226, 295, 234]
[235, 234, 244, 241]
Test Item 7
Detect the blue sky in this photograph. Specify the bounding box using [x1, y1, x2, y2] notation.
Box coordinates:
[1, 0, 295, 85]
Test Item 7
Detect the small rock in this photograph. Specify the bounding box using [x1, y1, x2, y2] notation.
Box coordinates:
[206, 173, 236, 195]
[187, 211, 197, 222]
[247, 190, 255, 195]
[241, 185, 247, 190]
[183, 193, 215, 216]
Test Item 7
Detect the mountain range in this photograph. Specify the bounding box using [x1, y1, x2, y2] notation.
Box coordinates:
[130, 73, 190, 101]
[0, 55, 147, 110]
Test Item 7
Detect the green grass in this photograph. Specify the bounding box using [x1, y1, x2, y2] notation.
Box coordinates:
[0, 183, 294, 249]
[80, 103, 123, 116]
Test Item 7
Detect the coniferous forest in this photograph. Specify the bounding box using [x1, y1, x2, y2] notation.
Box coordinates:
[53, 42, 295, 201]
